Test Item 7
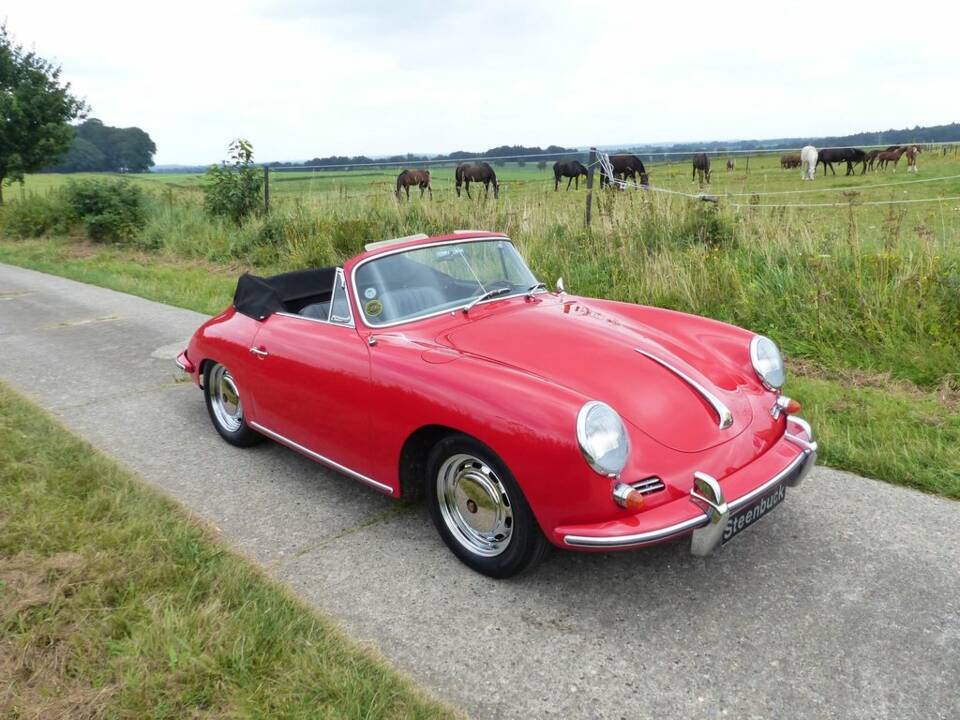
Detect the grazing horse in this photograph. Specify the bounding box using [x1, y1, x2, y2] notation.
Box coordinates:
[818, 148, 866, 176]
[599, 154, 648, 188]
[455, 162, 499, 199]
[726, 158, 735, 172]
[395, 169, 432, 200]
[800, 145, 818, 180]
[692, 153, 711, 185]
[906, 145, 921, 173]
[876, 147, 907, 172]
[780, 154, 801, 169]
[553, 160, 588, 191]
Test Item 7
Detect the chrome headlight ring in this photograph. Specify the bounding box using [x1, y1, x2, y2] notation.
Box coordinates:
[750, 335, 786, 391]
[576, 401, 630, 476]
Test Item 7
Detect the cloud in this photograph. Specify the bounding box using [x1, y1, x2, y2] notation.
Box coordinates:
[4, 0, 958, 164]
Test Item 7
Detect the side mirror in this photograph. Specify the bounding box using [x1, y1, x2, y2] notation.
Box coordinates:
[555, 277, 565, 294]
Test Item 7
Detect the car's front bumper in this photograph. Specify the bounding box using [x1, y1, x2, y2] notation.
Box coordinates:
[558, 417, 816, 554]
[175, 349, 195, 374]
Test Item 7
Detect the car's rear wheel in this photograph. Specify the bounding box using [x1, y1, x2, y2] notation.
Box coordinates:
[203, 362, 262, 447]
[426, 434, 550, 578]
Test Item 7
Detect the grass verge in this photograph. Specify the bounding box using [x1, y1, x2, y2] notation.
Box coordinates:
[0, 238, 957, 500]
[0, 381, 458, 719]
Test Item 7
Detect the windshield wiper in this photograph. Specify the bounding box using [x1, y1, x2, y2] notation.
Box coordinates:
[463, 287, 512, 314]
[524, 282, 547, 298]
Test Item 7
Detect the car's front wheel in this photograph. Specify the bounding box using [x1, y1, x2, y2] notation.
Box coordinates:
[426, 434, 550, 578]
[203, 361, 262, 447]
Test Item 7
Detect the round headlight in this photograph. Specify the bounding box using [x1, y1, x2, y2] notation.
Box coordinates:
[576, 401, 630, 476]
[750, 335, 785, 390]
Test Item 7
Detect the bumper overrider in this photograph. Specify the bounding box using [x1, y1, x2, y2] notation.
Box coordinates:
[561, 417, 817, 555]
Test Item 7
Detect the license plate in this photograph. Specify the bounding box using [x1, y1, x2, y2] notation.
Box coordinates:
[721, 482, 786, 545]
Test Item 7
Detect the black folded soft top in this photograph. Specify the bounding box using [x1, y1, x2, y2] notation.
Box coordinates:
[233, 267, 336, 320]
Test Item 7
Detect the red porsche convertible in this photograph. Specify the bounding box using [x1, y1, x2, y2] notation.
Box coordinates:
[177, 231, 816, 577]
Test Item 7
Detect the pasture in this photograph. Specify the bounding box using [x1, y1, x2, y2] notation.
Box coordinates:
[2, 148, 959, 497]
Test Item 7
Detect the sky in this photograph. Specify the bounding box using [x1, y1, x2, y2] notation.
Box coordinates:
[5, 0, 959, 165]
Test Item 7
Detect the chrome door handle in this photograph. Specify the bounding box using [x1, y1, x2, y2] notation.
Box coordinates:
[249, 346, 269, 357]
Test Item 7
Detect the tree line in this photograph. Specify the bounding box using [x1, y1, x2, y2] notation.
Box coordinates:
[266, 144, 581, 171]
[623, 123, 960, 158]
[44, 119, 156, 173]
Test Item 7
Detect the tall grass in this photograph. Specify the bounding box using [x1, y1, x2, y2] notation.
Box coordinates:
[9, 175, 959, 388]
[123, 186, 959, 390]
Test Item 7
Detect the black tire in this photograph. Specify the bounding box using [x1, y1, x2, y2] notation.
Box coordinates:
[203, 361, 263, 448]
[426, 434, 550, 578]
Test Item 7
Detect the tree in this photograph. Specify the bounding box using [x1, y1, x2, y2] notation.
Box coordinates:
[46, 120, 156, 173]
[0, 24, 86, 202]
[203, 139, 263, 224]
[50, 136, 106, 171]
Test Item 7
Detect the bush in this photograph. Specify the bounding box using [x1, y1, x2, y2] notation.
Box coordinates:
[63, 178, 147, 242]
[0, 193, 72, 238]
[203, 139, 263, 224]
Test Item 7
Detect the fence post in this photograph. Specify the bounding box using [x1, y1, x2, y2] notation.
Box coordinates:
[745, 156, 750, 174]
[584, 147, 597, 228]
[263, 165, 270, 214]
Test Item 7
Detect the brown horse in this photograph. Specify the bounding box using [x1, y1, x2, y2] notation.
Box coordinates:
[455, 162, 499, 199]
[876, 147, 907, 172]
[906, 144, 921, 173]
[599, 154, 648, 188]
[726, 158, 735, 172]
[864, 149, 881, 171]
[692, 153, 711, 184]
[395, 169, 432, 200]
[553, 160, 588, 191]
[780, 154, 801, 169]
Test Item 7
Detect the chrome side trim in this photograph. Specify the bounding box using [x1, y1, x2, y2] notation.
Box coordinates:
[175, 356, 187, 370]
[276, 311, 356, 329]
[563, 450, 809, 548]
[248, 421, 394, 495]
[634, 349, 734, 430]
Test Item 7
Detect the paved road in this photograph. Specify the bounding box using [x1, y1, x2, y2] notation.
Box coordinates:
[1, 262, 958, 720]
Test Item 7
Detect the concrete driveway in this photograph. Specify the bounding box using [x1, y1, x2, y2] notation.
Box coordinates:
[1, 262, 957, 720]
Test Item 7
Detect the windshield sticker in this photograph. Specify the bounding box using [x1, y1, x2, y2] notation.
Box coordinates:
[365, 299, 383, 317]
[364, 287, 377, 299]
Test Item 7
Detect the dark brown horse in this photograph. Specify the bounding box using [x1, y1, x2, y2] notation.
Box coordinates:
[692, 153, 711, 184]
[780, 154, 801, 169]
[818, 148, 867, 176]
[599, 154, 648, 188]
[726, 158, 735, 171]
[455, 162, 499, 199]
[395, 169, 432, 200]
[553, 160, 588, 191]
[864, 149, 881, 171]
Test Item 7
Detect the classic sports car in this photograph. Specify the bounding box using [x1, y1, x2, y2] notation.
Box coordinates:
[177, 231, 816, 577]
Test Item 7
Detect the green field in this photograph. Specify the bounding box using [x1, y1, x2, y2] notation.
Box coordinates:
[1, 149, 959, 499]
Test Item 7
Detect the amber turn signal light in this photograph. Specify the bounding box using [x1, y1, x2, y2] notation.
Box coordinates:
[612, 482, 645, 511]
[785, 398, 801, 414]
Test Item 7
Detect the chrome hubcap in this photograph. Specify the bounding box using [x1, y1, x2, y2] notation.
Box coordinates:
[437, 454, 513, 557]
[210, 364, 243, 432]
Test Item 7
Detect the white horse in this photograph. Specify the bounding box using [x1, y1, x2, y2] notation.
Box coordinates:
[801, 145, 818, 181]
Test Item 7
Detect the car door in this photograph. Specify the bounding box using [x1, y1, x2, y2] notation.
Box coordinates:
[247, 269, 373, 478]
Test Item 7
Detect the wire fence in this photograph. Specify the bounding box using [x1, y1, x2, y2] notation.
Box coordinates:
[259, 142, 960, 220]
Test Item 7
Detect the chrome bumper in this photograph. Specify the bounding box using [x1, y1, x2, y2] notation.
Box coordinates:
[563, 424, 817, 553]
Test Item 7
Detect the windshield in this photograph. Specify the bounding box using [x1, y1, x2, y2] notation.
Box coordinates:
[353, 239, 539, 326]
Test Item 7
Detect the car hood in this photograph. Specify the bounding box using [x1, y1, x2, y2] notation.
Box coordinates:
[437, 299, 755, 452]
